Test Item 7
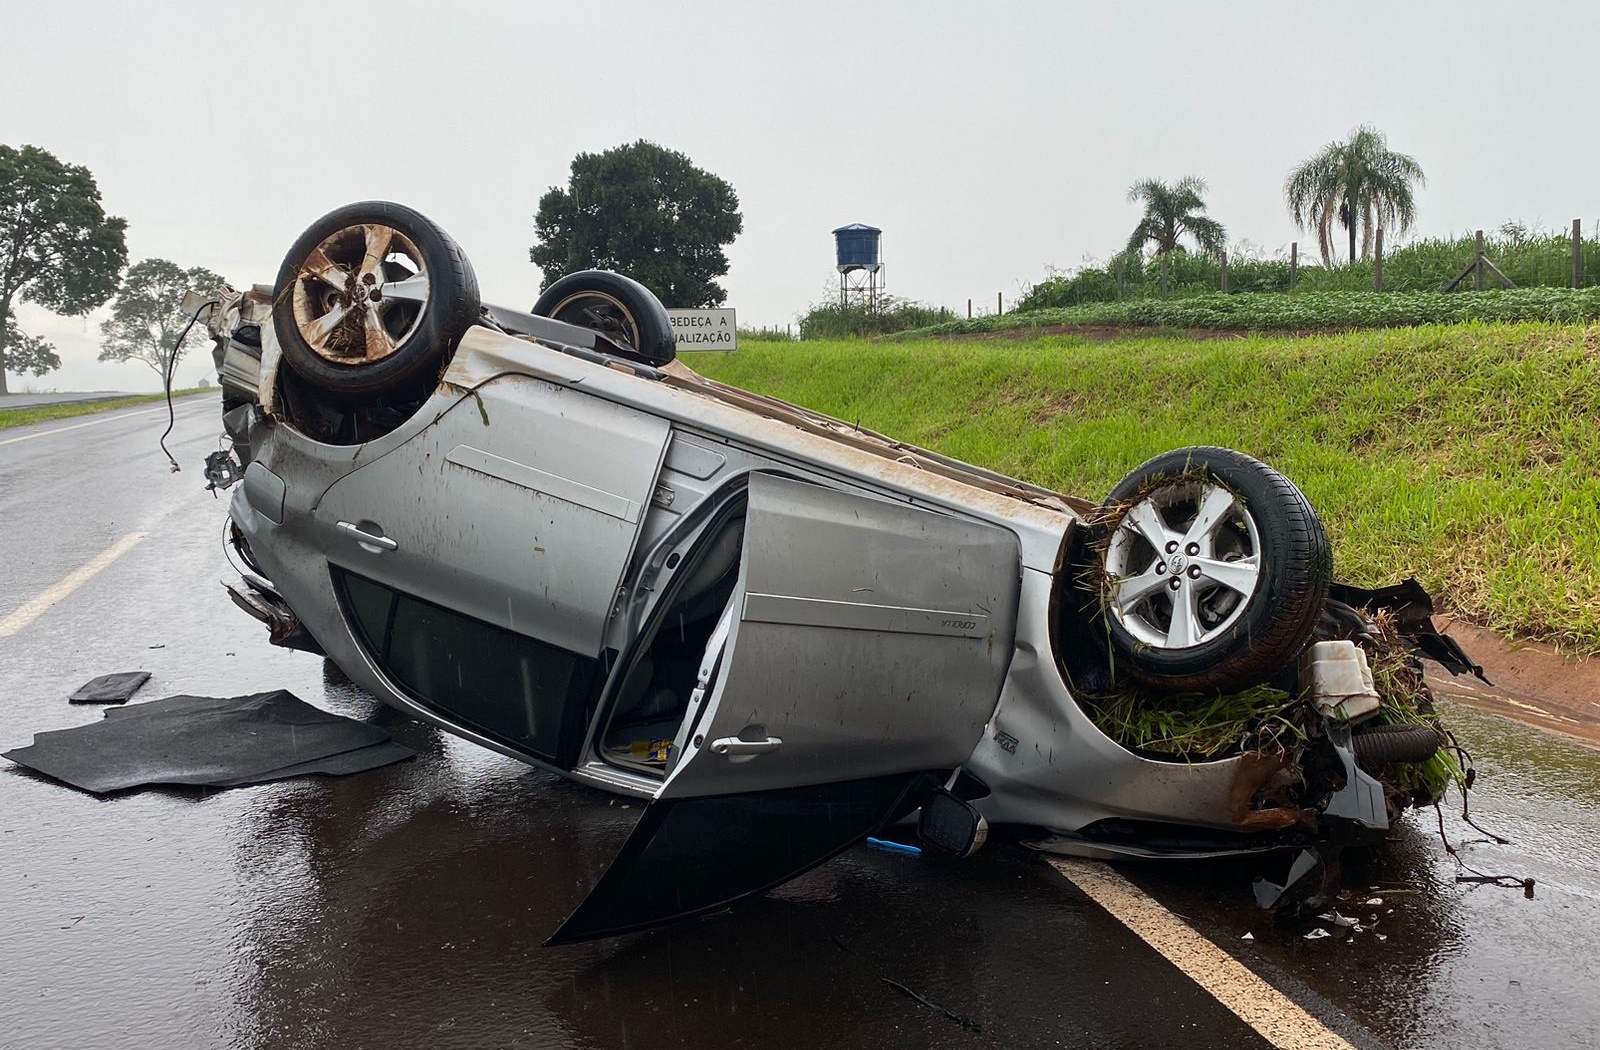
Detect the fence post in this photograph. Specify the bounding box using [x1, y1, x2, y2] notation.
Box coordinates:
[1374, 227, 1384, 292]
[1219, 251, 1228, 294]
[997, 291, 1003, 315]
[1474, 230, 1485, 291]
[1289, 242, 1298, 292]
[967, 298, 972, 319]
[1160, 255, 1169, 300]
[1574, 218, 1584, 289]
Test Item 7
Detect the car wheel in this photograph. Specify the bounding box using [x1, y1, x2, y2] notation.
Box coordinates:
[532, 271, 676, 365]
[272, 201, 480, 399]
[1097, 446, 1331, 692]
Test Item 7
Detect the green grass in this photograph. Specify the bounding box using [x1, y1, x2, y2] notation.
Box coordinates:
[686, 323, 1600, 652]
[895, 288, 1600, 339]
[0, 389, 208, 430]
[1078, 685, 1296, 759]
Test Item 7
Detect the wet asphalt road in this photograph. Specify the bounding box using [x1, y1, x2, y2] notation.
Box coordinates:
[2, 399, 1597, 1050]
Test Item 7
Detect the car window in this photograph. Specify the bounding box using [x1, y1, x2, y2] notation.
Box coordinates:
[550, 773, 928, 943]
[334, 569, 598, 764]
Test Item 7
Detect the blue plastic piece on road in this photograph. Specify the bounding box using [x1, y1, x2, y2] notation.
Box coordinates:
[865, 836, 922, 857]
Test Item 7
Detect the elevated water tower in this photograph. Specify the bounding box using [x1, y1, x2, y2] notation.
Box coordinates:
[833, 223, 883, 309]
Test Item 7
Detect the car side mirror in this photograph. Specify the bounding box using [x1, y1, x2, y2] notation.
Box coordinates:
[917, 789, 988, 858]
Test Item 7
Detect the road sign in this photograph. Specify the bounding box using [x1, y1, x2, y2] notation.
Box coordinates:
[666, 309, 737, 351]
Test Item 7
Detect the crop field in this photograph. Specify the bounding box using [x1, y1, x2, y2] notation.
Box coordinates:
[898, 287, 1600, 339]
[688, 322, 1600, 651]
[1016, 229, 1600, 311]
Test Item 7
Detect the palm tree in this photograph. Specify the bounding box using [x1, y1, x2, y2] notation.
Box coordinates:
[1284, 125, 1424, 267]
[1126, 177, 1226, 298]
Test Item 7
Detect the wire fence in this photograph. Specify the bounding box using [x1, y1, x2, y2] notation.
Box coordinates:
[1017, 220, 1600, 313]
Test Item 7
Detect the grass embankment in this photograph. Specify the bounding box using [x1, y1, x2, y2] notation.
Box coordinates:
[896, 287, 1600, 339]
[0, 389, 207, 430]
[687, 323, 1600, 652]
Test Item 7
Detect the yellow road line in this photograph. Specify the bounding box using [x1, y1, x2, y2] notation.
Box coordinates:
[0, 532, 147, 638]
[1050, 858, 1357, 1050]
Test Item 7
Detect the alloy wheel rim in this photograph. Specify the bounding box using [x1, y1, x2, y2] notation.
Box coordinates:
[291, 223, 431, 363]
[547, 290, 641, 349]
[1103, 480, 1262, 649]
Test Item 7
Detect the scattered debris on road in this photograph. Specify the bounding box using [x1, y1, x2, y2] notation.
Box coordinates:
[3, 690, 412, 793]
[67, 671, 150, 704]
[879, 977, 984, 1033]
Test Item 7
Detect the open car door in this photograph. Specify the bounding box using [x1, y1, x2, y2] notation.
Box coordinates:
[550, 473, 1021, 943]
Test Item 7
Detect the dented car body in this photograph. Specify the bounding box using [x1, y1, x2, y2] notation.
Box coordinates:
[198, 203, 1478, 941]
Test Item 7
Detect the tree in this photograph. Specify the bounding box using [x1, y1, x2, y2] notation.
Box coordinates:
[98, 258, 227, 378]
[1284, 125, 1424, 267]
[2, 317, 60, 377]
[0, 144, 128, 393]
[1125, 176, 1226, 299]
[531, 141, 743, 308]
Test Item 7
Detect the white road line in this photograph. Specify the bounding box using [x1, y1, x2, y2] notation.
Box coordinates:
[0, 532, 147, 639]
[1050, 859, 1357, 1050]
[0, 400, 207, 447]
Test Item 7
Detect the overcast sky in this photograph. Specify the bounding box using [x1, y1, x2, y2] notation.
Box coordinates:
[4, 0, 1598, 392]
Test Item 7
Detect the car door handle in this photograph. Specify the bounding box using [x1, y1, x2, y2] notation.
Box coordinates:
[337, 521, 398, 552]
[709, 735, 782, 758]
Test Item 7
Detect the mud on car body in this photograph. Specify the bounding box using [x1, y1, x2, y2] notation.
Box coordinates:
[193, 202, 1482, 941]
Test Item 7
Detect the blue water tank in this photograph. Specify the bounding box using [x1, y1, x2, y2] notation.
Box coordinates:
[833, 223, 882, 272]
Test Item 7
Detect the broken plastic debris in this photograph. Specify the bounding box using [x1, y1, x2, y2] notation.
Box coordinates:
[1240, 932, 1254, 941]
[1252, 848, 1321, 909]
[866, 837, 923, 857]
[1302, 640, 1381, 721]
[1304, 928, 1331, 940]
[1317, 911, 1358, 928]
[1365, 897, 1384, 906]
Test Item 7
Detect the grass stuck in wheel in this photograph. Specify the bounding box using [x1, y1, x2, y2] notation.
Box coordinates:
[1077, 684, 1297, 760]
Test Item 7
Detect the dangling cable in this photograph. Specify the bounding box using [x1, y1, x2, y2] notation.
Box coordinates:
[160, 300, 219, 472]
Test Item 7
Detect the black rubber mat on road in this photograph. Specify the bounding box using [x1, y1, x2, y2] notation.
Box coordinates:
[2, 690, 413, 794]
[68, 671, 151, 704]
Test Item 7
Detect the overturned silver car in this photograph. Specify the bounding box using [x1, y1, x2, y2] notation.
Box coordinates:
[197, 202, 1480, 942]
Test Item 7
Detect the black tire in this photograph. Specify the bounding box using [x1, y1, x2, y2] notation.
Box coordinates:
[533, 270, 676, 365]
[1096, 446, 1332, 692]
[273, 201, 479, 400]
